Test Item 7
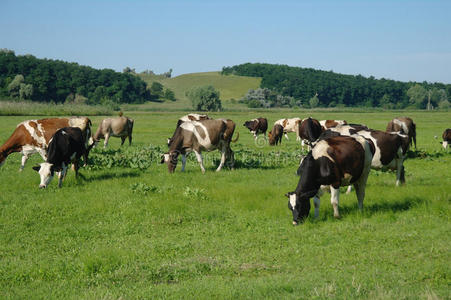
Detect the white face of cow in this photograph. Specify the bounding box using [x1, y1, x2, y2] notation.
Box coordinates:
[33, 162, 55, 188]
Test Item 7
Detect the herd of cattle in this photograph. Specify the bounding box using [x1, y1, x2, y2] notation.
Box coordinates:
[0, 112, 450, 224]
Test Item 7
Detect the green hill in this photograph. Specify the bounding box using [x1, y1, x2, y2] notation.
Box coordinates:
[138, 71, 261, 109]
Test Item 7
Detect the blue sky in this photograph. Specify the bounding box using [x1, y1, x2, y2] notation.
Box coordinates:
[1, 0, 450, 83]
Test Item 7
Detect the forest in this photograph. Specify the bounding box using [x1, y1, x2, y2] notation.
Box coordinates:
[222, 63, 451, 109]
[0, 49, 150, 106]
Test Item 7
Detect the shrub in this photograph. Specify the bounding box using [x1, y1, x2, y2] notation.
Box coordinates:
[186, 85, 222, 111]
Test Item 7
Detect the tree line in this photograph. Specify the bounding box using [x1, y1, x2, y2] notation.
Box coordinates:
[0, 49, 159, 106]
[222, 63, 451, 109]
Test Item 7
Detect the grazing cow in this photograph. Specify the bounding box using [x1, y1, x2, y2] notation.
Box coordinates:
[329, 124, 410, 186]
[386, 117, 416, 149]
[286, 134, 373, 224]
[176, 113, 210, 128]
[0, 117, 92, 171]
[298, 118, 323, 148]
[161, 119, 238, 173]
[243, 117, 268, 139]
[32, 127, 89, 188]
[442, 128, 451, 149]
[93, 115, 134, 148]
[319, 120, 347, 130]
[273, 118, 302, 140]
[268, 124, 284, 146]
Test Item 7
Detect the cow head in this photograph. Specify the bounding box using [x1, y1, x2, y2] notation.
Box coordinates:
[285, 192, 311, 225]
[160, 151, 180, 173]
[243, 120, 255, 131]
[33, 163, 56, 188]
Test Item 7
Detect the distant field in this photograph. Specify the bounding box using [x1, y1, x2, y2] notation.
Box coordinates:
[137, 71, 261, 110]
[0, 111, 450, 299]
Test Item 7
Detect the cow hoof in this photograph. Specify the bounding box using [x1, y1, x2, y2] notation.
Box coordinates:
[334, 215, 341, 219]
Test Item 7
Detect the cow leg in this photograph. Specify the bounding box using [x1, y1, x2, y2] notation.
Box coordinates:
[128, 134, 132, 146]
[346, 185, 352, 194]
[121, 136, 126, 146]
[73, 160, 80, 178]
[58, 163, 68, 188]
[103, 133, 110, 148]
[395, 158, 405, 186]
[330, 187, 340, 218]
[194, 150, 206, 174]
[216, 149, 226, 172]
[284, 133, 289, 140]
[313, 195, 320, 218]
[19, 154, 29, 172]
[181, 154, 187, 172]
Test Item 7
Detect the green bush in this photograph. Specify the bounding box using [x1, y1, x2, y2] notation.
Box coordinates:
[186, 85, 222, 111]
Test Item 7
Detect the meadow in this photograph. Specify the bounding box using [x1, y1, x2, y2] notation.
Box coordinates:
[0, 110, 450, 299]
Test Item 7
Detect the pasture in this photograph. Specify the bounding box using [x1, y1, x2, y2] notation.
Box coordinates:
[0, 110, 450, 299]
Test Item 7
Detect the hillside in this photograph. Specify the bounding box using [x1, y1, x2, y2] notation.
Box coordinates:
[138, 72, 261, 109]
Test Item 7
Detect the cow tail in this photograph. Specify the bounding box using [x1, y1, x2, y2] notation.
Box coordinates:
[231, 132, 239, 143]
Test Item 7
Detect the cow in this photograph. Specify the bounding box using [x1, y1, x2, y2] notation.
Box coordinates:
[268, 124, 284, 146]
[161, 119, 238, 173]
[176, 113, 210, 128]
[298, 118, 323, 149]
[93, 114, 134, 148]
[243, 117, 268, 140]
[329, 124, 410, 187]
[32, 127, 90, 188]
[0, 117, 92, 171]
[319, 119, 347, 130]
[272, 118, 302, 141]
[442, 128, 451, 149]
[286, 134, 373, 224]
[386, 117, 416, 149]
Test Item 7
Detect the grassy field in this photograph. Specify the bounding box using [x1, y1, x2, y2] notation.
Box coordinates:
[0, 100, 114, 116]
[137, 72, 261, 110]
[0, 110, 450, 299]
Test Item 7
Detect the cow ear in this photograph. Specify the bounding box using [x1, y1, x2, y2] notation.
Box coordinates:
[32, 165, 40, 172]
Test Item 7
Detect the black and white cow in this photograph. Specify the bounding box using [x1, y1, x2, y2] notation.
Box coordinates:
[162, 119, 238, 173]
[442, 128, 451, 149]
[243, 117, 268, 139]
[32, 127, 89, 188]
[386, 117, 416, 149]
[329, 124, 410, 187]
[286, 134, 373, 224]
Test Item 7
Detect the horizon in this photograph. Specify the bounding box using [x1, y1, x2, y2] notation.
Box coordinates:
[1, 0, 450, 84]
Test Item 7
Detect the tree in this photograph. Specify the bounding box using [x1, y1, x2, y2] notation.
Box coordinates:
[407, 84, 427, 108]
[7, 74, 24, 98]
[150, 82, 164, 98]
[164, 88, 176, 101]
[309, 93, 319, 108]
[19, 83, 33, 99]
[187, 85, 222, 111]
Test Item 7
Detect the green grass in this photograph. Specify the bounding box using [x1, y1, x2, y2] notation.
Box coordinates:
[0, 100, 114, 116]
[137, 71, 261, 110]
[0, 111, 450, 299]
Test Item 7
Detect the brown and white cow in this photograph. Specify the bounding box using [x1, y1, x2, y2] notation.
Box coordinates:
[268, 124, 284, 146]
[93, 115, 134, 148]
[243, 117, 268, 140]
[329, 124, 410, 187]
[319, 119, 347, 130]
[442, 128, 451, 149]
[272, 118, 302, 141]
[176, 113, 210, 128]
[386, 117, 416, 149]
[286, 134, 373, 224]
[161, 119, 238, 173]
[0, 117, 92, 171]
